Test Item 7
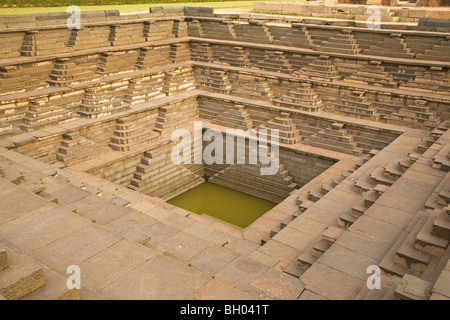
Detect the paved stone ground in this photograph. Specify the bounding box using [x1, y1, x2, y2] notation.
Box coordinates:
[0, 146, 305, 299]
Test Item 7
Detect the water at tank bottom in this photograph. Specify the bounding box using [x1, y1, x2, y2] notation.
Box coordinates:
[167, 181, 277, 229]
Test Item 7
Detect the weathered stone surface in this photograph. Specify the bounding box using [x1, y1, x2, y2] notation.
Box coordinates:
[248, 268, 303, 299]
[1, 6, 450, 301]
[0, 245, 45, 300]
[189, 245, 239, 275]
[215, 256, 270, 291]
[300, 262, 365, 300]
[31, 225, 121, 274]
[395, 274, 433, 300]
[80, 239, 157, 292]
[0, 203, 90, 253]
[188, 279, 256, 300]
[158, 231, 210, 261]
[99, 254, 210, 299]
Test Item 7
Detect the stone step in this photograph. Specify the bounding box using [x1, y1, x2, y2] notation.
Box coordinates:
[414, 211, 449, 258]
[0, 245, 45, 300]
[275, 99, 323, 112]
[398, 158, 412, 172]
[109, 133, 160, 152]
[373, 184, 389, 198]
[21, 267, 79, 300]
[354, 176, 373, 194]
[157, 175, 205, 200]
[395, 212, 432, 273]
[311, 239, 331, 258]
[270, 226, 281, 238]
[137, 168, 200, 196]
[280, 215, 295, 229]
[299, 199, 315, 212]
[110, 130, 156, 145]
[380, 231, 410, 277]
[305, 139, 363, 156]
[0, 249, 8, 271]
[363, 191, 377, 208]
[210, 166, 297, 196]
[297, 251, 316, 271]
[351, 198, 367, 218]
[133, 162, 184, 183]
[321, 226, 344, 246]
[383, 161, 403, 180]
[356, 274, 402, 300]
[209, 175, 287, 203]
[338, 212, 357, 230]
[394, 274, 433, 300]
[369, 167, 395, 186]
[432, 210, 450, 241]
[320, 180, 334, 195]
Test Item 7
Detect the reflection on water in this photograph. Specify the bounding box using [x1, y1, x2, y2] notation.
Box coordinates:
[167, 181, 277, 229]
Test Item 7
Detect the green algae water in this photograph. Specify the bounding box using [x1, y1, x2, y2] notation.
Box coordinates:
[167, 181, 277, 229]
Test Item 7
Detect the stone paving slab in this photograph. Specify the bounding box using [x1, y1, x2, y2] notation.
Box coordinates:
[402, 169, 444, 187]
[430, 293, 450, 300]
[0, 188, 49, 225]
[298, 290, 327, 300]
[161, 213, 196, 230]
[300, 262, 365, 300]
[248, 268, 303, 300]
[272, 227, 316, 251]
[71, 195, 130, 225]
[316, 244, 379, 281]
[224, 238, 259, 256]
[313, 197, 351, 216]
[432, 269, 450, 298]
[409, 162, 447, 178]
[188, 279, 256, 300]
[203, 229, 236, 247]
[99, 254, 210, 300]
[376, 193, 430, 215]
[215, 256, 270, 291]
[183, 222, 216, 238]
[0, 202, 90, 254]
[79, 239, 157, 293]
[144, 206, 174, 220]
[349, 215, 404, 245]
[158, 231, 211, 261]
[189, 245, 239, 276]
[31, 224, 121, 274]
[321, 187, 360, 205]
[0, 177, 21, 197]
[117, 228, 151, 245]
[335, 230, 392, 261]
[242, 215, 282, 244]
[142, 222, 180, 245]
[287, 216, 327, 237]
[248, 251, 279, 268]
[387, 178, 437, 205]
[257, 240, 298, 264]
[364, 203, 415, 228]
[299, 205, 343, 226]
[46, 185, 91, 204]
[129, 201, 158, 214]
[105, 211, 158, 235]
